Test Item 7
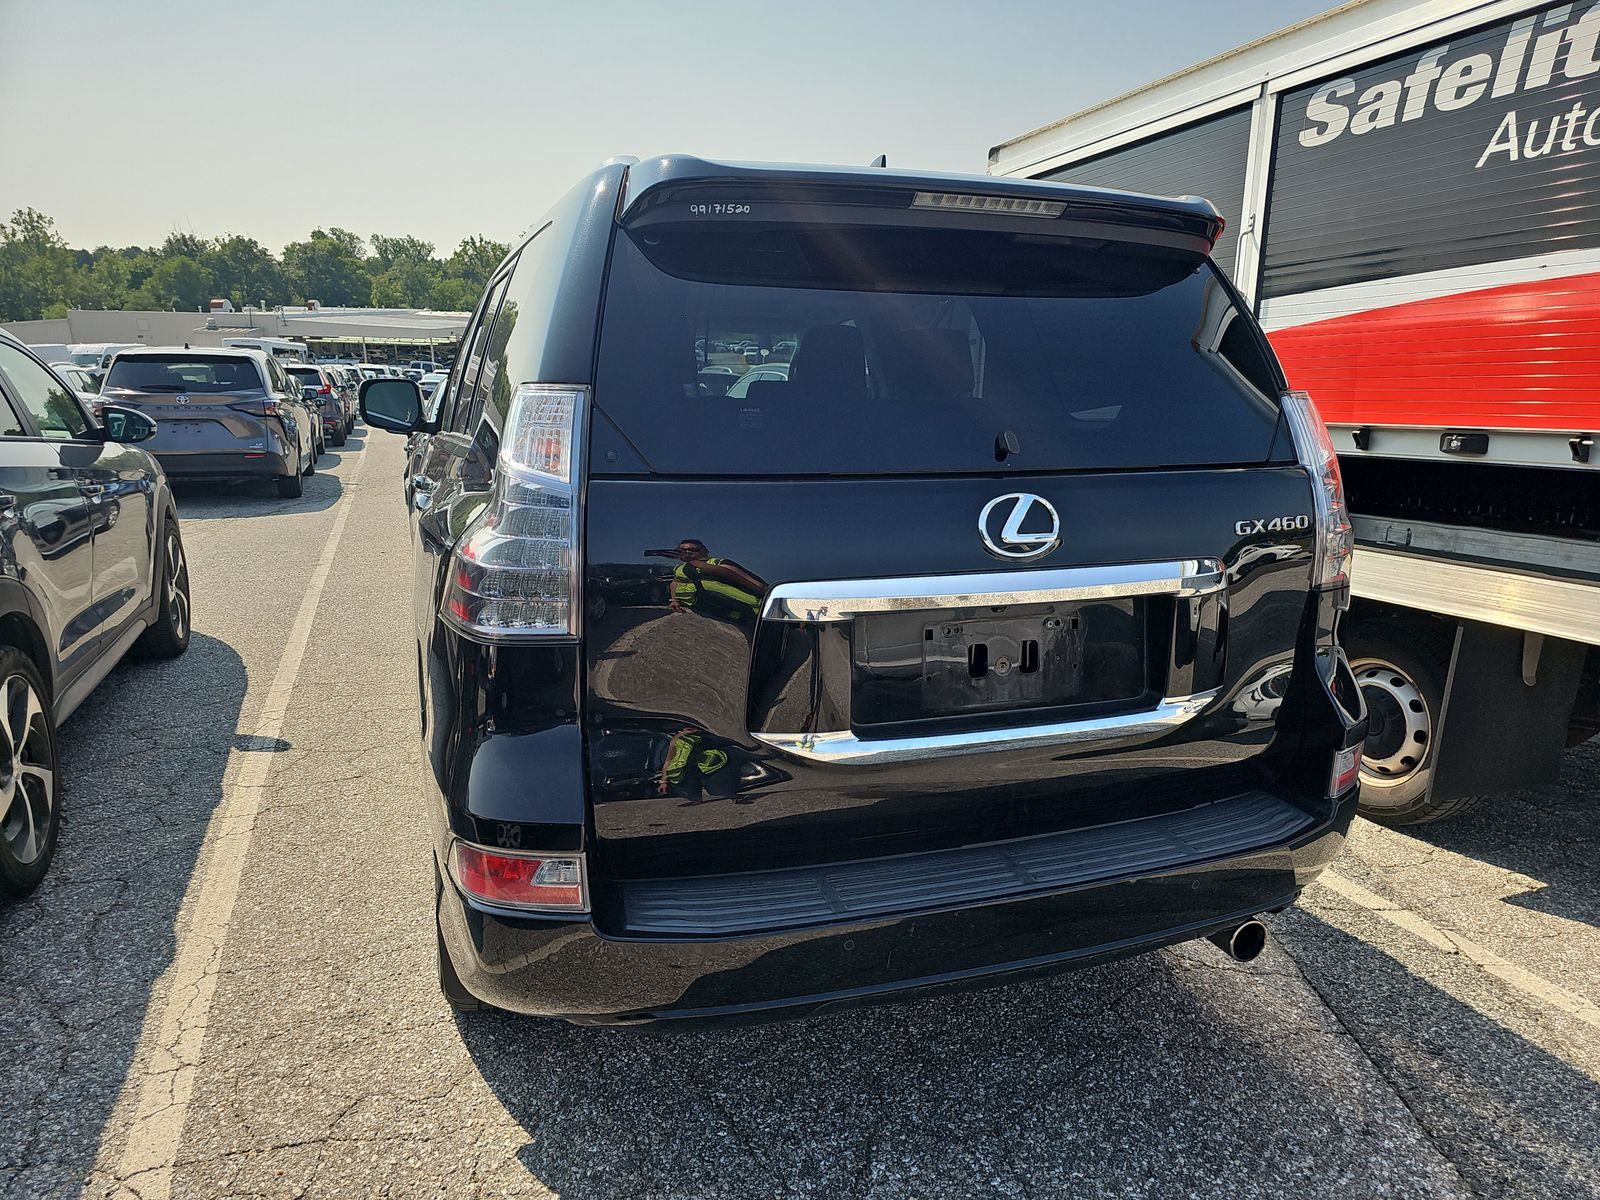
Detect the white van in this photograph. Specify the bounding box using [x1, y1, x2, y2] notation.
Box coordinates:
[221, 337, 310, 363]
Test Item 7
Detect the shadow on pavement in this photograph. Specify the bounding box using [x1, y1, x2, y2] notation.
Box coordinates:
[454, 919, 1597, 1198]
[0, 632, 247, 1196]
[1275, 903, 1600, 1199]
[170, 465, 344, 517]
[1400, 739, 1600, 928]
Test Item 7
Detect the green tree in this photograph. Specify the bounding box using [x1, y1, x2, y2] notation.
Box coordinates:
[445, 235, 509, 290]
[0, 209, 504, 317]
[0, 208, 75, 321]
[282, 227, 370, 306]
[428, 276, 480, 312]
[205, 235, 287, 308]
[160, 230, 208, 260]
[370, 260, 439, 308]
[134, 255, 214, 311]
[369, 233, 437, 273]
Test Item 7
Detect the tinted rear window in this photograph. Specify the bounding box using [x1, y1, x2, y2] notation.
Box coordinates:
[593, 225, 1285, 476]
[105, 356, 264, 393]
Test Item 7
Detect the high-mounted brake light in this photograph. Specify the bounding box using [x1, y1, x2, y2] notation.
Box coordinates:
[911, 191, 1066, 218]
[449, 842, 587, 912]
[1281, 390, 1353, 594]
[441, 384, 583, 638]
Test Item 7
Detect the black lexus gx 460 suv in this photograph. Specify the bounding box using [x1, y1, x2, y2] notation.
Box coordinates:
[359, 156, 1368, 1022]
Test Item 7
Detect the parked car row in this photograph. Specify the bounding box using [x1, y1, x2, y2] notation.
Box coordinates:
[285, 363, 358, 447]
[99, 346, 345, 498]
[0, 330, 191, 899]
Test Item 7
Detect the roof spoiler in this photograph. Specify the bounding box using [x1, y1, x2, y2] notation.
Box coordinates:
[618, 155, 1224, 251]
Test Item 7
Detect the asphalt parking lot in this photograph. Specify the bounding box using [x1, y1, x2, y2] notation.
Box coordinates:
[1, 426, 1596, 1200]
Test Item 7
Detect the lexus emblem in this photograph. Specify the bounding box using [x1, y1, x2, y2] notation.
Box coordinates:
[979, 492, 1060, 560]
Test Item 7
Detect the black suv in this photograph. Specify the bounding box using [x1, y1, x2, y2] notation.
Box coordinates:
[359, 156, 1367, 1022]
[0, 332, 191, 898]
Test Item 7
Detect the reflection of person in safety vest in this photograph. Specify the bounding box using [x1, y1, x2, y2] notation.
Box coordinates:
[648, 539, 767, 623]
[657, 725, 739, 803]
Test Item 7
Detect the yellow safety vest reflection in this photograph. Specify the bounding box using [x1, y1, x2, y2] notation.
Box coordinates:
[672, 558, 759, 612]
[663, 734, 729, 784]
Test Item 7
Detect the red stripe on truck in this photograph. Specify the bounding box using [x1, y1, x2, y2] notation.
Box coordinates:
[1267, 271, 1600, 431]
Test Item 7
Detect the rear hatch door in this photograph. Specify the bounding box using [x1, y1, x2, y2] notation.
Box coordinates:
[584, 186, 1317, 884]
[101, 354, 276, 452]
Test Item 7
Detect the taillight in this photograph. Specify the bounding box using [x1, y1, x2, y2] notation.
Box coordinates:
[1330, 744, 1362, 797]
[441, 384, 583, 638]
[262, 398, 282, 414]
[1281, 390, 1353, 596]
[317, 384, 332, 395]
[448, 842, 587, 911]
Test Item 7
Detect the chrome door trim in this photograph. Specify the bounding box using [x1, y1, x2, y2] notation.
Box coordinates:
[761, 559, 1225, 623]
[752, 690, 1220, 765]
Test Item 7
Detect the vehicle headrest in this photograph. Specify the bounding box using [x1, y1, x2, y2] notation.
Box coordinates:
[789, 324, 867, 399]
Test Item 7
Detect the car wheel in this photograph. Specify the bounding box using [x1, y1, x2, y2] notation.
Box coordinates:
[134, 518, 191, 659]
[304, 439, 317, 476]
[332, 425, 347, 447]
[277, 450, 304, 498]
[0, 650, 62, 900]
[1348, 621, 1484, 826]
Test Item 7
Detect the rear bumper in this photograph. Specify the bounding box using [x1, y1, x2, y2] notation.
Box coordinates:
[438, 789, 1357, 1023]
[154, 450, 292, 478]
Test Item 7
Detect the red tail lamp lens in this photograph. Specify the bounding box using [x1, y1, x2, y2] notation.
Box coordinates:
[449, 843, 586, 911]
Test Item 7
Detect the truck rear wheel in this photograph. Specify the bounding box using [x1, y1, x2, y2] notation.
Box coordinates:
[1347, 621, 1484, 826]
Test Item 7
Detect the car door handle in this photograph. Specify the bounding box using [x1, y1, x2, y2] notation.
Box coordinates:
[78, 482, 106, 497]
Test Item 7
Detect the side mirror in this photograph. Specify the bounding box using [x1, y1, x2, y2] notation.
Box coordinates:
[301, 386, 319, 403]
[101, 404, 157, 444]
[359, 377, 425, 434]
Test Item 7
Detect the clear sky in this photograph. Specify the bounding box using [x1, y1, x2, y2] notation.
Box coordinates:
[0, 0, 1332, 255]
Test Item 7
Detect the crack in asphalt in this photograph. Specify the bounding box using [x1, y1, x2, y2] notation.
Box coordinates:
[1273, 930, 1479, 1199]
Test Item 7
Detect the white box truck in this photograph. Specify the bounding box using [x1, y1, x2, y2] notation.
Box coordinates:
[991, 0, 1600, 824]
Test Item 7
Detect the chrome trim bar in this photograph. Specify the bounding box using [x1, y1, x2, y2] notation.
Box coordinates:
[752, 690, 1220, 765]
[761, 559, 1225, 623]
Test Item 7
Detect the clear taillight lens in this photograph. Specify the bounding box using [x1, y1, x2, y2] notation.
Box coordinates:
[449, 842, 587, 911]
[1330, 744, 1362, 797]
[442, 384, 583, 638]
[1281, 390, 1353, 593]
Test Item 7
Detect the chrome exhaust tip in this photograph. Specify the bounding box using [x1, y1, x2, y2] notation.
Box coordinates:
[1207, 918, 1267, 962]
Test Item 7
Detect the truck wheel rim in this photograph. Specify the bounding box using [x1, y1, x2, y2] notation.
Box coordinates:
[0, 674, 53, 865]
[1351, 657, 1431, 791]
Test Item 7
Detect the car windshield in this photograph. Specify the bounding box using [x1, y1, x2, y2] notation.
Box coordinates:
[593, 224, 1287, 475]
[104, 356, 264, 393]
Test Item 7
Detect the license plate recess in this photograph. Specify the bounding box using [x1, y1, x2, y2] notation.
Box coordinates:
[850, 598, 1149, 728]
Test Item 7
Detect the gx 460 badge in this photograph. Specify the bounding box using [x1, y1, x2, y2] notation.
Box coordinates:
[1234, 514, 1311, 536]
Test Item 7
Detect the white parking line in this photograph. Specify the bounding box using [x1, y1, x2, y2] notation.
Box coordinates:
[109, 452, 369, 1199]
[1319, 870, 1600, 1030]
